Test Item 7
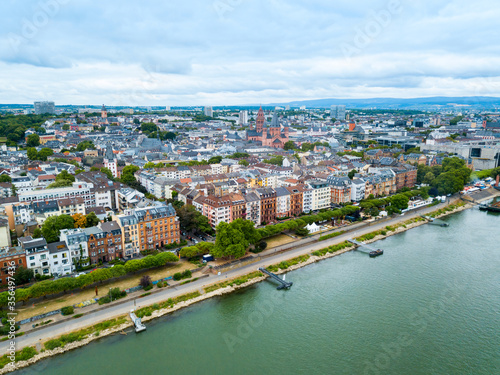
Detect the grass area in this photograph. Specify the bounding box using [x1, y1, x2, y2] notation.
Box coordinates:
[265, 234, 296, 248]
[312, 241, 354, 257]
[318, 230, 346, 241]
[0, 346, 38, 369]
[16, 261, 193, 321]
[203, 271, 262, 293]
[267, 255, 310, 272]
[135, 291, 201, 318]
[44, 317, 128, 351]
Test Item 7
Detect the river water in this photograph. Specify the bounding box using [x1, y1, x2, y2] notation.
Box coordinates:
[18, 208, 500, 375]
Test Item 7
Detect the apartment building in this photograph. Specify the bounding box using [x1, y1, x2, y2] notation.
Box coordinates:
[20, 236, 51, 276]
[327, 176, 352, 204]
[18, 182, 95, 207]
[256, 188, 277, 224]
[308, 181, 331, 211]
[275, 187, 291, 218]
[0, 247, 27, 285]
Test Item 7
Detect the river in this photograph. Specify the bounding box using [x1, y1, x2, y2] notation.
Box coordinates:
[18, 208, 500, 375]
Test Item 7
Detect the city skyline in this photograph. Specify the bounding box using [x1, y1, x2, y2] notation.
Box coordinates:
[1, 0, 500, 106]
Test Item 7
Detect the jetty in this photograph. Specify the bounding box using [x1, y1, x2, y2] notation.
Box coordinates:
[347, 239, 383, 257]
[130, 309, 146, 333]
[258, 268, 293, 290]
[420, 215, 449, 227]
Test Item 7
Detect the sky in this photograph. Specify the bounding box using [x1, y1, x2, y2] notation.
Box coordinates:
[1, 0, 500, 106]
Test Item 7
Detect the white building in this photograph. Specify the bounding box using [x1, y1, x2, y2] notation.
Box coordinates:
[351, 178, 366, 202]
[20, 237, 51, 276]
[308, 181, 331, 211]
[60, 228, 90, 267]
[11, 176, 34, 194]
[18, 182, 95, 207]
[239, 110, 248, 125]
[48, 242, 73, 276]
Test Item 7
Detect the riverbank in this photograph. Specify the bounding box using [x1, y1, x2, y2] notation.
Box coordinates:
[0, 195, 490, 374]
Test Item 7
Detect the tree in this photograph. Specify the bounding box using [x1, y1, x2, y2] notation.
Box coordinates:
[100, 167, 114, 180]
[86, 212, 100, 227]
[284, 141, 297, 150]
[47, 179, 73, 189]
[33, 227, 42, 238]
[208, 156, 222, 164]
[139, 275, 152, 289]
[37, 148, 53, 161]
[76, 141, 95, 152]
[144, 162, 155, 169]
[14, 267, 34, 285]
[56, 170, 75, 183]
[164, 131, 176, 140]
[26, 134, 40, 147]
[213, 222, 247, 259]
[41, 215, 75, 243]
[62, 124, 70, 131]
[348, 169, 356, 179]
[423, 171, 435, 185]
[27, 147, 38, 160]
[176, 204, 213, 234]
[0, 175, 11, 183]
[72, 213, 87, 228]
[238, 159, 249, 167]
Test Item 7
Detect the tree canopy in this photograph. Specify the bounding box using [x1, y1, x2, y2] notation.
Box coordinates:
[41, 215, 75, 243]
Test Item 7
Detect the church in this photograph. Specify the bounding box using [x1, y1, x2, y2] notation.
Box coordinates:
[247, 107, 290, 148]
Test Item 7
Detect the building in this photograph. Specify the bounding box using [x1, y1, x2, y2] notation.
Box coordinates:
[204, 106, 213, 117]
[244, 192, 261, 226]
[47, 242, 73, 276]
[58, 197, 86, 216]
[0, 247, 27, 285]
[115, 203, 179, 254]
[239, 110, 248, 125]
[247, 108, 290, 149]
[256, 188, 277, 224]
[350, 178, 366, 202]
[60, 228, 90, 267]
[34, 101, 55, 115]
[193, 195, 232, 228]
[20, 236, 51, 276]
[4, 202, 34, 234]
[0, 218, 11, 248]
[18, 182, 95, 207]
[308, 181, 331, 211]
[84, 221, 123, 264]
[327, 176, 352, 205]
[275, 187, 291, 218]
[330, 105, 346, 120]
[103, 145, 118, 178]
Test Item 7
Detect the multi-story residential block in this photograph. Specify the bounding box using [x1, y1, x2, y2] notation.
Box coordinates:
[256, 188, 277, 224]
[285, 185, 305, 216]
[0, 182, 13, 198]
[0, 247, 26, 285]
[0, 218, 11, 248]
[116, 203, 180, 254]
[11, 176, 33, 194]
[116, 188, 145, 212]
[20, 236, 51, 276]
[244, 192, 261, 226]
[60, 228, 90, 267]
[32, 200, 59, 225]
[229, 193, 246, 222]
[275, 187, 291, 218]
[47, 242, 73, 276]
[84, 221, 123, 264]
[58, 197, 86, 216]
[350, 178, 366, 202]
[303, 188, 312, 213]
[327, 176, 352, 205]
[193, 195, 232, 228]
[5, 202, 34, 233]
[18, 182, 95, 207]
[308, 181, 331, 211]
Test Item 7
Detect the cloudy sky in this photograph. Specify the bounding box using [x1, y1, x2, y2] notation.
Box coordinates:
[1, 0, 500, 106]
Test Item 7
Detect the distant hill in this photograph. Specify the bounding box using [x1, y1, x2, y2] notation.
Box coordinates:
[266, 96, 500, 109]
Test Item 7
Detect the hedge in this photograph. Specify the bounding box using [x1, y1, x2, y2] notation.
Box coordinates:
[318, 230, 346, 241]
[0, 252, 179, 307]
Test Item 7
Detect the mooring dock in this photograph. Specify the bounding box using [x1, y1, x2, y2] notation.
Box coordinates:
[347, 239, 384, 257]
[258, 268, 293, 290]
[130, 309, 146, 333]
[420, 215, 449, 227]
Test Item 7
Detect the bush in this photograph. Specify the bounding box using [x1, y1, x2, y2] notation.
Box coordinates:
[140, 275, 152, 289]
[318, 230, 346, 241]
[173, 270, 192, 281]
[61, 306, 74, 316]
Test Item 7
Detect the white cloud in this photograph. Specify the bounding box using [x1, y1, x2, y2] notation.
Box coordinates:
[0, 0, 500, 105]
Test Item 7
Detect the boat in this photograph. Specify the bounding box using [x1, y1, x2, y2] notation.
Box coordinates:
[479, 204, 500, 213]
[369, 249, 383, 257]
